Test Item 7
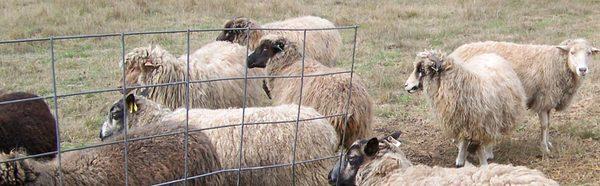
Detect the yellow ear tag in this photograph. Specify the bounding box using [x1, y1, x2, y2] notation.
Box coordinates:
[128, 103, 138, 113]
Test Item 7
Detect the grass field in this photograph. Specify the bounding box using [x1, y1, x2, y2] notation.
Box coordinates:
[1, 0, 599, 184]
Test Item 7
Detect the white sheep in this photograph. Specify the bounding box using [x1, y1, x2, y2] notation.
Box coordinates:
[99, 94, 339, 185]
[122, 42, 266, 110]
[1, 117, 223, 185]
[246, 34, 374, 149]
[216, 16, 342, 66]
[449, 39, 599, 154]
[328, 133, 558, 186]
[404, 50, 526, 166]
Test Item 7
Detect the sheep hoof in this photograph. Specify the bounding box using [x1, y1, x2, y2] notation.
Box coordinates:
[455, 163, 464, 168]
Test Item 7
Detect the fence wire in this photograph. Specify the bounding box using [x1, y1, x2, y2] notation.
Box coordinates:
[0, 25, 359, 185]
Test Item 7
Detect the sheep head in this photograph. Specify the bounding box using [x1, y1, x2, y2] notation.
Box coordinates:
[216, 17, 262, 46]
[99, 94, 163, 141]
[556, 38, 599, 77]
[328, 132, 404, 186]
[247, 34, 299, 71]
[121, 45, 167, 94]
[404, 50, 447, 93]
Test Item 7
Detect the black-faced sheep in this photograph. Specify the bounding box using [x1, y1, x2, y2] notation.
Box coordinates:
[246, 34, 374, 149]
[449, 39, 599, 154]
[404, 50, 526, 166]
[328, 133, 559, 186]
[216, 16, 342, 66]
[121, 42, 266, 110]
[0, 92, 56, 160]
[1, 117, 223, 185]
[99, 94, 339, 185]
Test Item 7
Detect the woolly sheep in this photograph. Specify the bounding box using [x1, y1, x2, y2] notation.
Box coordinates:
[449, 39, 600, 153]
[328, 133, 558, 186]
[121, 42, 266, 110]
[0, 92, 56, 160]
[216, 16, 342, 66]
[246, 34, 374, 149]
[404, 50, 526, 166]
[0, 118, 223, 185]
[99, 94, 339, 185]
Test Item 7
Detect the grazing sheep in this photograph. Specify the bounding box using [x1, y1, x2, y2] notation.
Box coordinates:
[328, 133, 558, 186]
[449, 39, 600, 153]
[99, 94, 339, 185]
[216, 16, 342, 66]
[404, 50, 526, 166]
[246, 34, 374, 149]
[0, 92, 56, 160]
[0, 118, 224, 185]
[121, 42, 266, 110]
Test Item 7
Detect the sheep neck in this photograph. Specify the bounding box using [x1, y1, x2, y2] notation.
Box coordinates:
[422, 58, 475, 110]
[129, 98, 173, 129]
[143, 51, 188, 110]
[265, 45, 306, 83]
[356, 144, 412, 185]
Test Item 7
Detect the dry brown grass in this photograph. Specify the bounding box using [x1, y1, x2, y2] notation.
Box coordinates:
[0, 0, 599, 184]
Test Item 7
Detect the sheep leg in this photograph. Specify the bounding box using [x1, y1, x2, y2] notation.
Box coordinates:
[539, 110, 553, 154]
[477, 145, 488, 166]
[455, 139, 468, 168]
[485, 145, 494, 160]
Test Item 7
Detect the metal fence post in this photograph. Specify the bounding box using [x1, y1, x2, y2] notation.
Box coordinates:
[49, 36, 63, 186]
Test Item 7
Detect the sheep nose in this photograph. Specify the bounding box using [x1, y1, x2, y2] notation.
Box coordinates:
[579, 68, 587, 73]
[327, 170, 336, 185]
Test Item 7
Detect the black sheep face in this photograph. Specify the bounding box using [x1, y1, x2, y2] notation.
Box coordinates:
[328, 132, 402, 186]
[99, 94, 137, 141]
[246, 39, 285, 68]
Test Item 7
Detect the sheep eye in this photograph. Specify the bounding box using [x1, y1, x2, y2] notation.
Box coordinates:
[570, 51, 575, 55]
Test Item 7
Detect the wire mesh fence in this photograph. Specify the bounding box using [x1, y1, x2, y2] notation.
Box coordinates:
[0, 25, 359, 185]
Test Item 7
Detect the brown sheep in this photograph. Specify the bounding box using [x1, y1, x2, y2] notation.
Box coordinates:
[0, 92, 56, 160]
[0, 117, 223, 185]
[246, 34, 374, 149]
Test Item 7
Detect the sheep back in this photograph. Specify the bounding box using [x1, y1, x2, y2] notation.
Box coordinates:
[1, 120, 224, 185]
[260, 16, 342, 66]
[165, 104, 339, 185]
[450, 41, 580, 112]
[129, 43, 266, 110]
[0, 92, 56, 160]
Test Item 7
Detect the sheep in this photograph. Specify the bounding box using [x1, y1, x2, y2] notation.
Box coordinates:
[328, 133, 559, 186]
[99, 94, 339, 185]
[449, 39, 600, 154]
[0, 118, 224, 185]
[0, 92, 56, 160]
[121, 42, 266, 110]
[246, 34, 374, 149]
[216, 16, 342, 66]
[404, 50, 526, 166]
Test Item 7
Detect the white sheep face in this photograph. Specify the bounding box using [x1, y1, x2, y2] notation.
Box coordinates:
[404, 51, 442, 93]
[557, 39, 599, 77]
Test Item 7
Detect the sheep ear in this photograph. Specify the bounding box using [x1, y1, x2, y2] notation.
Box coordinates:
[273, 42, 285, 53]
[364, 138, 379, 156]
[125, 94, 138, 113]
[143, 58, 158, 68]
[592, 47, 600, 54]
[389, 131, 402, 140]
[556, 45, 569, 52]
